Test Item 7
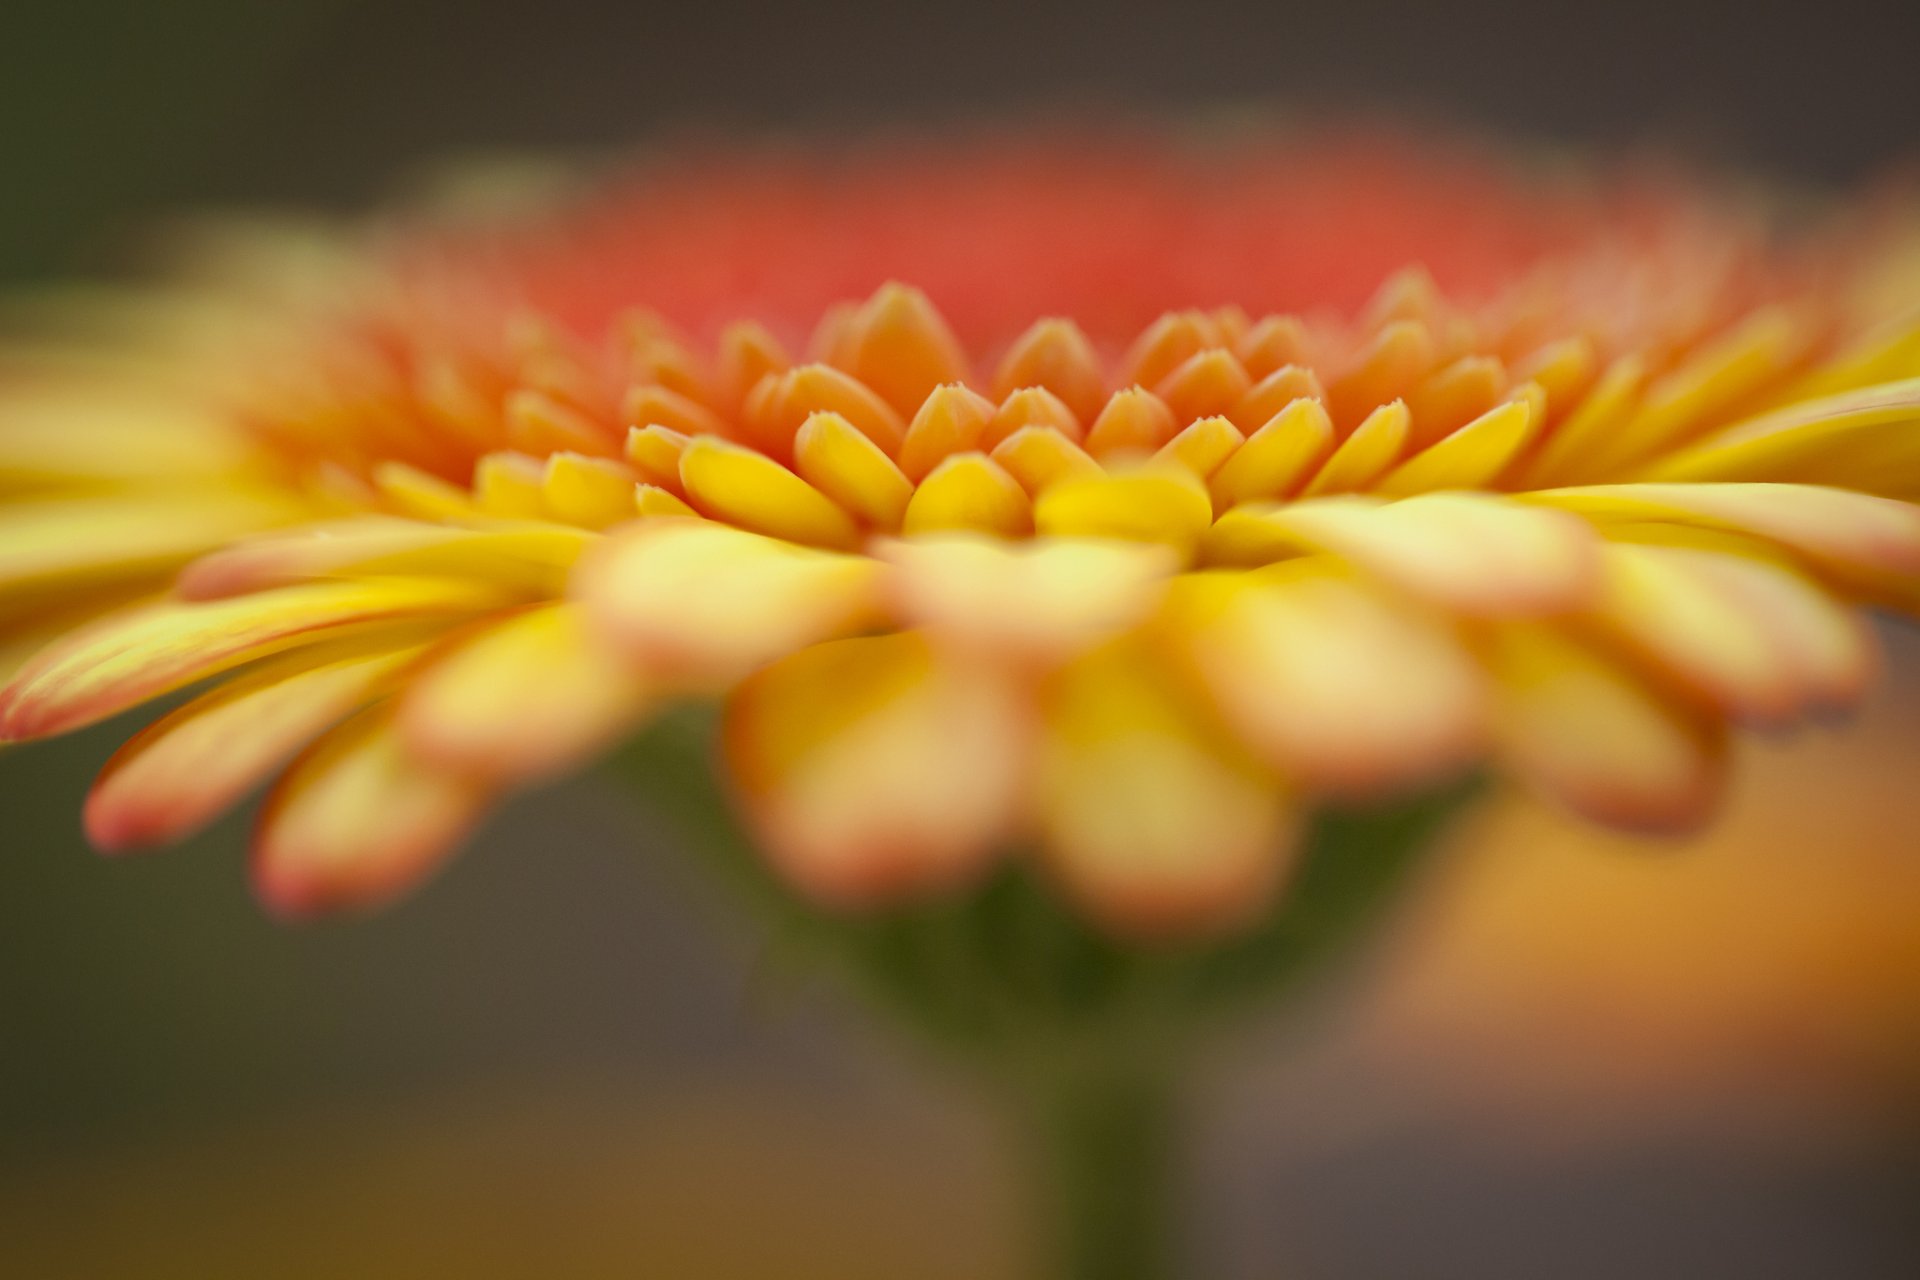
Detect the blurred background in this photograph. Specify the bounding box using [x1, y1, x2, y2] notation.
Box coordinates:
[4, 1, 1920, 1276]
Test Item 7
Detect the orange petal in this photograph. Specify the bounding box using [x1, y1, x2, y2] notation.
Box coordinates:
[1154, 348, 1252, 427]
[724, 633, 1028, 907]
[1124, 310, 1224, 388]
[1226, 364, 1326, 435]
[253, 707, 490, 917]
[1085, 386, 1178, 458]
[838, 283, 970, 416]
[743, 363, 906, 461]
[898, 383, 998, 482]
[986, 386, 1082, 449]
[989, 426, 1103, 496]
[1326, 320, 1435, 427]
[993, 318, 1108, 423]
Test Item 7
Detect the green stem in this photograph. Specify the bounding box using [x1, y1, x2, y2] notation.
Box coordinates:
[606, 709, 1479, 1280]
[1020, 1049, 1180, 1280]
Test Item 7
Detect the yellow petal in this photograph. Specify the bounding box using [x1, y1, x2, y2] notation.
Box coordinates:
[1207, 397, 1334, 510]
[794, 411, 914, 532]
[635, 484, 697, 519]
[1169, 567, 1486, 791]
[1299, 400, 1410, 496]
[1588, 307, 1810, 474]
[1487, 624, 1725, 833]
[1373, 396, 1538, 497]
[1205, 492, 1599, 615]
[1524, 482, 1920, 578]
[578, 520, 882, 681]
[254, 707, 490, 916]
[878, 534, 1174, 663]
[901, 453, 1033, 537]
[678, 436, 860, 550]
[0, 491, 304, 603]
[624, 424, 692, 493]
[177, 517, 591, 600]
[724, 633, 1028, 907]
[86, 644, 418, 851]
[542, 452, 638, 528]
[401, 602, 652, 781]
[1516, 354, 1647, 487]
[0, 577, 505, 740]
[1033, 467, 1212, 555]
[1586, 542, 1872, 722]
[1038, 639, 1294, 938]
[0, 388, 255, 491]
[1151, 415, 1244, 480]
[1642, 377, 1920, 495]
[473, 451, 548, 519]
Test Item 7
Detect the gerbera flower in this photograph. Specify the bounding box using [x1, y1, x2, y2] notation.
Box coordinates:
[2, 129, 1917, 936]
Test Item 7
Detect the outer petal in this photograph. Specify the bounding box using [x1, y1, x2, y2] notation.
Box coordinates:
[1486, 624, 1726, 833]
[577, 519, 882, 682]
[400, 602, 654, 781]
[724, 633, 1029, 907]
[0, 577, 508, 740]
[1205, 493, 1599, 616]
[1167, 566, 1486, 791]
[85, 643, 419, 851]
[876, 534, 1174, 664]
[253, 707, 490, 916]
[1037, 639, 1295, 938]
[1524, 482, 1920, 580]
[177, 517, 593, 600]
[0, 492, 304, 603]
[1586, 542, 1874, 722]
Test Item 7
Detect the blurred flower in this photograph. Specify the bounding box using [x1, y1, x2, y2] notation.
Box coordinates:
[1, 131, 1917, 935]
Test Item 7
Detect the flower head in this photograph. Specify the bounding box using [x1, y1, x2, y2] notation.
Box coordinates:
[3, 130, 1918, 935]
